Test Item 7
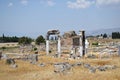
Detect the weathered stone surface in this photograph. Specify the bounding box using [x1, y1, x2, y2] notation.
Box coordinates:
[54, 62, 72, 73]
[87, 54, 96, 59]
[63, 31, 77, 38]
[6, 58, 15, 65]
[98, 66, 106, 71]
[84, 64, 91, 69]
[103, 65, 116, 70]
[1, 54, 8, 59]
[72, 62, 83, 67]
[70, 54, 76, 59]
[38, 63, 46, 67]
[10, 64, 18, 68]
[89, 67, 96, 73]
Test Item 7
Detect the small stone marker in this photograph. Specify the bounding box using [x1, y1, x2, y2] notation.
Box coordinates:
[119, 46, 120, 56]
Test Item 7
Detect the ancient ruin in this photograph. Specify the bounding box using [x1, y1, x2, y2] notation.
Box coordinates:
[0, 30, 120, 80]
[46, 30, 87, 58]
[46, 30, 61, 57]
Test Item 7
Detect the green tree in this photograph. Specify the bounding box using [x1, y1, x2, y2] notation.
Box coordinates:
[18, 36, 32, 45]
[35, 35, 45, 45]
[103, 33, 107, 38]
[112, 32, 120, 39]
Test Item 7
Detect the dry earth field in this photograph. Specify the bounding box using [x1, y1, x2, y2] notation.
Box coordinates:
[0, 54, 120, 80]
[0, 38, 120, 80]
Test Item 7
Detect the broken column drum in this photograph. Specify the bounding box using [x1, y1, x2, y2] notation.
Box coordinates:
[46, 30, 61, 57]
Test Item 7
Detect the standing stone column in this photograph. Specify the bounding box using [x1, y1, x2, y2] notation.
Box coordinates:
[79, 30, 85, 57]
[85, 39, 89, 54]
[57, 36, 61, 58]
[46, 35, 49, 55]
[79, 36, 83, 57]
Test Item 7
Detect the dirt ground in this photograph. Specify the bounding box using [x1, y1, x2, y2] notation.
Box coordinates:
[0, 55, 120, 80]
[0, 39, 120, 80]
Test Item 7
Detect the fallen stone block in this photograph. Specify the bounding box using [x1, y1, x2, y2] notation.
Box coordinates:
[10, 64, 18, 68]
[72, 62, 83, 67]
[84, 63, 91, 69]
[38, 63, 46, 67]
[54, 62, 72, 73]
[89, 67, 96, 73]
[6, 58, 15, 65]
[98, 66, 106, 71]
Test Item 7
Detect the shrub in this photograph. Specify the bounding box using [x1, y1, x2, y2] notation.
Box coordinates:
[1, 47, 6, 51]
[49, 50, 52, 53]
[18, 36, 32, 45]
[92, 42, 98, 46]
[34, 47, 37, 51]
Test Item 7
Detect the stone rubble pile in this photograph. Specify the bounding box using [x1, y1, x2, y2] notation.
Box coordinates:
[53, 62, 117, 74]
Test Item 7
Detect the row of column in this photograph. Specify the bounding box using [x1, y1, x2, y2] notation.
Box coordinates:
[46, 35, 61, 57]
[46, 30, 85, 57]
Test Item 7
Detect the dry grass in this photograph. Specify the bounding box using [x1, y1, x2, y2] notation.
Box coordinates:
[0, 55, 120, 80]
[0, 39, 120, 80]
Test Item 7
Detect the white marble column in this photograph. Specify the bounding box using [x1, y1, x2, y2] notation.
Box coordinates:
[79, 36, 83, 57]
[46, 40, 49, 55]
[57, 37, 61, 58]
[85, 39, 89, 54]
[79, 46, 83, 57]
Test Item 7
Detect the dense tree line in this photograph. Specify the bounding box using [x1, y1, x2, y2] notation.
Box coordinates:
[112, 32, 120, 39]
[18, 36, 33, 45]
[0, 34, 46, 46]
[0, 34, 19, 43]
[96, 33, 108, 38]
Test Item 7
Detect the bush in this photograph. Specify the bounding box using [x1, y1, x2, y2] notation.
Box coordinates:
[92, 42, 98, 46]
[1, 47, 6, 51]
[34, 47, 37, 51]
[18, 36, 32, 45]
[49, 50, 52, 53]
